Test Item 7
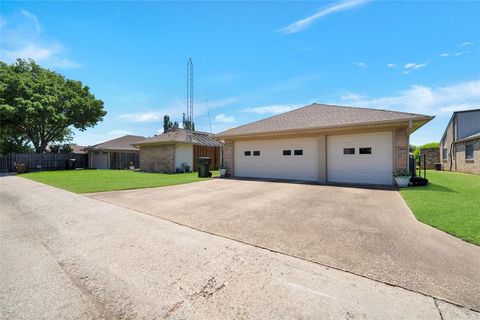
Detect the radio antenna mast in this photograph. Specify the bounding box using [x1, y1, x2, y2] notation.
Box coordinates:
[186, 58, 194, 130]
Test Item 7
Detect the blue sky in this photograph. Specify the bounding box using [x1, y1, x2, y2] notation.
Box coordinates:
[1, 1, 479, 146]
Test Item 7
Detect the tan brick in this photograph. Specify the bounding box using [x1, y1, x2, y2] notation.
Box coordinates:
[139, 144, 175, 173]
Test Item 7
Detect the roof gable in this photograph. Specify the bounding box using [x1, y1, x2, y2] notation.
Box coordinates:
[134, 129, 222, 147]
[86, 135, 145, 151]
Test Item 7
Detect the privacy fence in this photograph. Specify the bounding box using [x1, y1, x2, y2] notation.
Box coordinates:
[0, 153, 88, 172]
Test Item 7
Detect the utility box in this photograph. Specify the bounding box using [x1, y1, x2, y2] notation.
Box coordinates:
[197, 157, 212, 178]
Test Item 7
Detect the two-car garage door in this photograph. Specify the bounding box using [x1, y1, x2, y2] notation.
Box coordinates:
[234, 137, 319, 181]
[233, 131, 393, 185]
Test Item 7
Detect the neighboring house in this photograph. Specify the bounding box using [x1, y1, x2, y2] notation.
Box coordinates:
[216, 103, 433, 185]
[440, 109, 480, 174]
[84, 135, 145, 169]
[419, 147, 440, 169]
[71, 145, 87, 154]
[133, 128, 222, 173]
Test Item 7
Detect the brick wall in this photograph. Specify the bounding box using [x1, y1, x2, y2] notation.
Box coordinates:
[223, 140, 234, 176]
[454, 138, 480, 174]
[394, 128, 408, 171]
[139, 144, 175, 173]
[420, 147, 440, 169]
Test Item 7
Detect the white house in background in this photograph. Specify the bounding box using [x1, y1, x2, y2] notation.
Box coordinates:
[216, 103, 433, 186]
[84, 135, 145, 169]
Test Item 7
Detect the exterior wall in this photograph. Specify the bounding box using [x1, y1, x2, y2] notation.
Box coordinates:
[223, 140, 234, 176]
[454, 138, 480, 174]
[441, 121, 455, 171]
[420, 148, 440, 169]
[317, 135, 326, 183]
[88, 150, 109, 169]
[174, 144, 193, 171]
[394, 128, 408, 171]
[456, 110, 480, 140]
[139, 144, 175, 173]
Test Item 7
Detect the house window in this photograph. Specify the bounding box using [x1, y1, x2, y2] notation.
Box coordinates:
[283, 150, 291, 156]
[244, 151, 251, 156]
[253, 151, 260, 156]
[359, 147, 372, 154]
[343, 148, 355, 155]
[466, 144, 474, 160]
[443, 148, 447, 161]
[294, 149, 303, 156]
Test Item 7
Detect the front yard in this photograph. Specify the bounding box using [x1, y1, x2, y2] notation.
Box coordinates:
[21, 169, 218, 193]
[400, 170, 480, 245]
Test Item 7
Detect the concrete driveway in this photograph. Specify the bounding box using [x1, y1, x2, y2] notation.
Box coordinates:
[89, 178, 480, 311]
[4, 177, 480, 319]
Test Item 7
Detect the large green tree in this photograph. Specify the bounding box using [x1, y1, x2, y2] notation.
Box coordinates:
[0, 59, 106, 153]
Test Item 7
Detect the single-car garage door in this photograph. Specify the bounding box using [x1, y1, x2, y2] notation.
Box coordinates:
[234, 137, 318, 181]
[327, 131, 393, 185]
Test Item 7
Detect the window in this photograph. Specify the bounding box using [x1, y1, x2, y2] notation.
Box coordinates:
[283, 150, 291, 156]
[244, 151, 251, 156]
[343, 148, 355, 155]
[466, 144, 474, 160]
[253, 151, 260, 156]
[359, 147, 372, 155]
[443, 148, 447, 161]
[294, 149, 303, 156]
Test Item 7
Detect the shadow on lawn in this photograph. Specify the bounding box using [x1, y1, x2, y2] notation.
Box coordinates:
[416, 182, 456, 193]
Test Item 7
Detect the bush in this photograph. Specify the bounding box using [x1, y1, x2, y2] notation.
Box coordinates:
[413, 142, 440, 158]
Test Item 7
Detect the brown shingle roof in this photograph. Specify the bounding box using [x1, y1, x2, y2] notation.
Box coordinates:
[134, 129, 222, 147]
[85, 135, 145, 151]
[216, 103, 433, 137]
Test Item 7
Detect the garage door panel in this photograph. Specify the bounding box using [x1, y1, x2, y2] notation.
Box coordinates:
[234, 138, 318, 181]
[327, 132, 393, 185]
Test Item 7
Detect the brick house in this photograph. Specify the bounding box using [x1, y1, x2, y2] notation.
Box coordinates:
[215, 103, 433, 185]
[440, 109, 480, 174]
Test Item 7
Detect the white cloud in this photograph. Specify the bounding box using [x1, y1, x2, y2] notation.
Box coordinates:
[356, 62, 367, 68]
[118, 97, 239, 123]
[459, 42, 473, 47]
[439, 53, 449, 57]
[279, 0, 370, 34]
[454, 52, 465, 56]
[214, 114, 236, 123]
[108, 130, 133, 137]
[403, 62, 427, 74]
[338, 80, 480, 115]
[244, 104, 302, 115]
[0, 10, 80, 69]
[387, 63, 396, 68]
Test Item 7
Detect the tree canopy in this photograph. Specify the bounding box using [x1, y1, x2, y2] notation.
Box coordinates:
[0, 59, 106, 153]
[163, 115, 179, 133]
[413, 142, 440, 158]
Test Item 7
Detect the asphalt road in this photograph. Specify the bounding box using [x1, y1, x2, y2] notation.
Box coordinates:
[1, 176, 479, 320]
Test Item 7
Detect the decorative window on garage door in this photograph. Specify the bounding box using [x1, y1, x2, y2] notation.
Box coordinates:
[359, 147, 372, 154]
[294, 149, 303, 155]
[253, 151, 261, 156]
[343, 148, 355, 155]
[244, 151, 251, 156]
[283, 150, 291, 156]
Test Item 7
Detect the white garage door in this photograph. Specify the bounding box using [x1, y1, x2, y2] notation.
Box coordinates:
[90, 151, 109, 169]
[234, 137, 318, 181]
[327, 131, 393, 185]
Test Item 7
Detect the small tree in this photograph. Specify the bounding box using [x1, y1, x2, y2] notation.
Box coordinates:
[163, 115, 179, 133]
[182, 112, 195, 131]
[0, 59, 106, 153]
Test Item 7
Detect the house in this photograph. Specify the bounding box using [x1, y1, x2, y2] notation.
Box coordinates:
[215, 103, 433, 185]
[71, 145, 88, 154]
[84, 135, 145, 169]
[440, 109, 480, 174]
[133, 128, 222, 173]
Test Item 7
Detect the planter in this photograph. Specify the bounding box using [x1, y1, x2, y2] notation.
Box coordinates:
[129, 166, 135, 170]
[395, 176, 411, 187]
[219, 168, 227, 177]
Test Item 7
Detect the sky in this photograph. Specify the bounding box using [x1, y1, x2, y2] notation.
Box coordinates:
[1, 1, 479, 146]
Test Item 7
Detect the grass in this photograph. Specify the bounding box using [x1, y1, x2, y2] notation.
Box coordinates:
[399, 170, 480, 245]
[21, 169, 218, 193]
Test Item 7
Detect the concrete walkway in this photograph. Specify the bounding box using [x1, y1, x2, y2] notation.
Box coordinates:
[88, 178, 480, 311]
[1, 176, 479, 320]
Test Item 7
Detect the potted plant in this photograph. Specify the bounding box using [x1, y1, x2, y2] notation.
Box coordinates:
[128, 161, 135, 170]
[393, 169, 411, 187]
[219, 166, 227, 177]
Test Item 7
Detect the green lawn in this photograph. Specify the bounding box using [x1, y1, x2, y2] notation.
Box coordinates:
[21, 169, 218, 193]
[400, 170, 480, 245]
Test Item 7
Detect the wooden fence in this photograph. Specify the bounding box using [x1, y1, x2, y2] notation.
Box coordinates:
[109, 152, 140, 169]
[0, 153, 87, 172]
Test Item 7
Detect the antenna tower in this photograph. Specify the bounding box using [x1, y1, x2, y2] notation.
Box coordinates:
[186, 58, 194, 129]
